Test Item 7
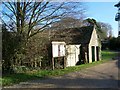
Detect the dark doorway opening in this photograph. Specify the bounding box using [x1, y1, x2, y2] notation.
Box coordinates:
[96, 46, 99, 61]
[92, 46, 95, 62]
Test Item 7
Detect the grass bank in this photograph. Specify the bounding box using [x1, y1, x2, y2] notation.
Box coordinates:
[2, 50, 119, 86]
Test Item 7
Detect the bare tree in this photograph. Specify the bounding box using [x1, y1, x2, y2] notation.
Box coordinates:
[1, 1, 86, 70]
[97, 22, 113, 39]
[50, 17, 84, 30]
[1, 1, 85, 39]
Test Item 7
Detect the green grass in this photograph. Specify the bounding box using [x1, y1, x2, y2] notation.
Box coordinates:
[101, 50, 118, 60]
[1, 50, 119, 86]
[1, 73, 42, 86]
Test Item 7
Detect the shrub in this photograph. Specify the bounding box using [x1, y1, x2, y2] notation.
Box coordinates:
[109, 37, 120, 51]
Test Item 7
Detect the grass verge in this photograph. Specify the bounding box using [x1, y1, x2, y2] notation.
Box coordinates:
[101, 50, 118, 60]
[1, 50, 119, 86]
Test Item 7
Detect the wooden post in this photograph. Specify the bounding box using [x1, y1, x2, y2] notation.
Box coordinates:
[35, 61, 37, 68]
[52, 57, 54, 70]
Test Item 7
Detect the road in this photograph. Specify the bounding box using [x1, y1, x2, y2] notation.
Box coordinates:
[4, 59, 120, 88]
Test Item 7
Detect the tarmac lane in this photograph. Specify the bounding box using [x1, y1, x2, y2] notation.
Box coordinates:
[3, 59, 119, 89]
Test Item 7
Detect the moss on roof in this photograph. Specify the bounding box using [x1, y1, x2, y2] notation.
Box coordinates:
[51, 26, 94, 44]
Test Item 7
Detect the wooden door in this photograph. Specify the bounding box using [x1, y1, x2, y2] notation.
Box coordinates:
[96, 46, 99, 61]
[92, 46, 95, 62]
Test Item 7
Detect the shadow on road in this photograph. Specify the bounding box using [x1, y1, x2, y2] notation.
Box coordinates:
[117, 52, 120, 69]
[115, 52, 120, 88]
[3, 52, 120, 89]
[16, 57, 119, 88]
[17, 77, 119, 88]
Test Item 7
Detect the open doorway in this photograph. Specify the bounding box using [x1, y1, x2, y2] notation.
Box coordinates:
[96, 46, 99, 61]
[92, 46, 95, 62]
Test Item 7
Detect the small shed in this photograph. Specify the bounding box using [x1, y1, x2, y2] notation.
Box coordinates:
[51, 25, 101, 67]
[66, 45, 81, 67]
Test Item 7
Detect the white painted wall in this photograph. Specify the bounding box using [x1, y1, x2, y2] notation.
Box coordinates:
[66, 45, 81, 67]
[89, 27, 99, 63]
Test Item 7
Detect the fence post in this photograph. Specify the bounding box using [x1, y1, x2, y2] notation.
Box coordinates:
[52, 57, 54, 70]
